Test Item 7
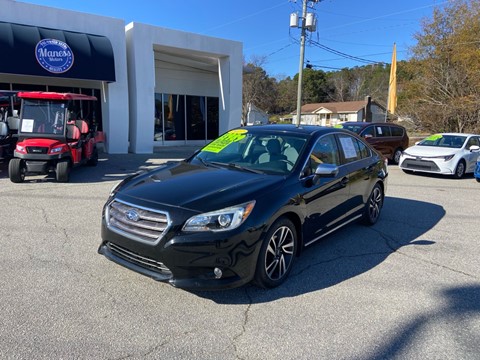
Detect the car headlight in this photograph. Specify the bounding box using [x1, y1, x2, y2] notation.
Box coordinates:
[183, 201, 256, 232]
[443, 155, 455, 161]
[50, 146, 64, 154]
[16, 144, 26, 153]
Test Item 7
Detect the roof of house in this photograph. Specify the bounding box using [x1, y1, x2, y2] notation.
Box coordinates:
[300, 100, 368, 114]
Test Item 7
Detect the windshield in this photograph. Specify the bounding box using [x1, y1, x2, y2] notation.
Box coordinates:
[190, 129, 308, 175]
[418, 134, 466, 149]
[20, 99, 66, 135]
[340, 124, 363, 134]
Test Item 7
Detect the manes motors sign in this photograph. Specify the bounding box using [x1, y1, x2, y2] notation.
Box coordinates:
[35, 38, 74, 74]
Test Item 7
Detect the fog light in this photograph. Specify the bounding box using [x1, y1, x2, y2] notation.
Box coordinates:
[213, 267, 223, 279]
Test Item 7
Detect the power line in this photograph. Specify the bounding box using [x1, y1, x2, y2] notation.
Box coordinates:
[310, 40, 378, 64]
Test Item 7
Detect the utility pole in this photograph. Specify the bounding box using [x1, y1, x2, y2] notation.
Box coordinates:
[295, 0, 308, 127]
[291, 0, 320, 127]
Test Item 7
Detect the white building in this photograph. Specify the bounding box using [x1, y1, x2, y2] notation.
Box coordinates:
[292, 96, 387, 127]
[0, 0, 243, 153]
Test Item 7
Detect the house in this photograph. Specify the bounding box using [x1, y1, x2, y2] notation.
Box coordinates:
[292, 96, 387, 127]
[245, 102, 269, 126]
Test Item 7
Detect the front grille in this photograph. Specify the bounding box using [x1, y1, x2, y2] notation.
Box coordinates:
[106, 199, 171, 244]
[26, 146, 48, 154]
[402, 159, 440, 172]
[106, 242, 172, 276]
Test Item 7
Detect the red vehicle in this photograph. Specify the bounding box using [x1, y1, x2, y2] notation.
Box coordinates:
[9, 91, 104, 183]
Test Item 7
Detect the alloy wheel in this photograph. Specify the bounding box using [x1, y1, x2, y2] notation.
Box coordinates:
[264, 225, 295, 281]
[367, 185, 383, 224]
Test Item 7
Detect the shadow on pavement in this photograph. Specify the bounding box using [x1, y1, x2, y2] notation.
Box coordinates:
[355, 284, 480, 359]
[193, 196, 446, 303]
[0, 146, 199, 183]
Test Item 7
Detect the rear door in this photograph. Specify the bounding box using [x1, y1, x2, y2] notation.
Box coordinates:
[337, 133, 377, 214]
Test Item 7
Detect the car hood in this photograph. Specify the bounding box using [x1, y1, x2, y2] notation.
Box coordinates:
[116, 161, 284, 212]
[404, 145, 459, 157]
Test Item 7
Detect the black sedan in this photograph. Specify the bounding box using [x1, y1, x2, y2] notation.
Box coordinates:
[98, 125, 388, 290]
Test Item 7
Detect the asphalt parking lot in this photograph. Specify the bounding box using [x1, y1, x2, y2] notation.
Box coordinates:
[0, 149, 479, 360]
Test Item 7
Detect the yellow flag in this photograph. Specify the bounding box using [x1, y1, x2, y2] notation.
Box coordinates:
[387, 43, 397, 114]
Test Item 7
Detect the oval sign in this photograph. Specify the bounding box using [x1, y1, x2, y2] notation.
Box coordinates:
[35, 38, 74, 74]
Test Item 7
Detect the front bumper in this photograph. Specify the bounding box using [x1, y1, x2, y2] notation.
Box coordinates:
[399, 156, 454, 175]
[98, 217, 264, 291]
[14, 151, 71, 174]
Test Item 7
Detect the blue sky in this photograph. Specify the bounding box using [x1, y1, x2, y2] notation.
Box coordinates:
[20, 0, 448, 79]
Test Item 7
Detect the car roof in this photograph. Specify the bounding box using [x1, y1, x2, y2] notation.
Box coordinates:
[237, 124, 350, 136]
[342, 121, 404, 128]
[433, 133, 478, 137]
[17, 91, 97, 101]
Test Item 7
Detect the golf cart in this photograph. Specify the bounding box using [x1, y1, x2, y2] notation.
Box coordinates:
[0, 91, 20, 160]
[9, 91, 104, 183]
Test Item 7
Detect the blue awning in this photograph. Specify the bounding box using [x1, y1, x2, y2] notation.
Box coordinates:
[0, 21, 115, 82]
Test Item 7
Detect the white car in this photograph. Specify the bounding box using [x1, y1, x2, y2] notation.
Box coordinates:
[399, 133, 480, 178]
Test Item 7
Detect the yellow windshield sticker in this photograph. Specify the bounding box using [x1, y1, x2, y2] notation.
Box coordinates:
[203, 129, 248, 153]
[425, 134, 443, 141]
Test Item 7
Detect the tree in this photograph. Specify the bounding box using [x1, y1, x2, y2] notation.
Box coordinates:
[404, 0, 480, 133]
[242, 56, 277, 124]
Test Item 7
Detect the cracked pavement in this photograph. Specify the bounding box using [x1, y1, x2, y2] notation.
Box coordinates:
[0, 154, 479, 359]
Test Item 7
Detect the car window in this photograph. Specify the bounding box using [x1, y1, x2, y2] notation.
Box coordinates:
[419, 134, 467, 148]
[361, 126, 375, 137]
[390, 126, 404, 137]
[355, 138, 371, 159]
[305, 134, 340, 175]
[375, 125, 391, 137]
[337, 134, 368, 164]
[466, 136, 480, 148]
[342, 124, 364, 134]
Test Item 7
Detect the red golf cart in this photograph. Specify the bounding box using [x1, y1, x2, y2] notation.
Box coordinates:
[9, 91, 104, 183]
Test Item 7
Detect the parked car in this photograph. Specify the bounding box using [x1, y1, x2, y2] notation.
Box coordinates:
[98, 125, 388, 290]
[339, 122, 409, 164]
[474, 157, 480, 182]
[399, 133, 480, 178]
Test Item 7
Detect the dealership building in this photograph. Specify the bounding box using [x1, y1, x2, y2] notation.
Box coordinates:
[0, 0, 243, 153]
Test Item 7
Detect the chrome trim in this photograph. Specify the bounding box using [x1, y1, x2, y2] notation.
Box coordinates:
[106, 242, 172, 275]
[304, 214, 362, 247]
[106, 198, 172, 245]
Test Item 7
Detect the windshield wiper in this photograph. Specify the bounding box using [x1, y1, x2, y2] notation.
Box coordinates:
[195, 156, 223, 169]
[211, 162, 264, 174]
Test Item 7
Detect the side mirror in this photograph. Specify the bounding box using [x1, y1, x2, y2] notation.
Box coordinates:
[363, 134, 373, 139]
[313, 163, 339, 183]
[0, 121, 8, 137]
[469, 145, 480, 152]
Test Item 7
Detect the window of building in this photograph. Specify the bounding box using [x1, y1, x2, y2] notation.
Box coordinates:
[154, 93, 219, 143]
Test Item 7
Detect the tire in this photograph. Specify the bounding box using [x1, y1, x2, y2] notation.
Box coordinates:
[87, 147, 98, 166]
[362, 183, 384, 225]
[253, 217, 297, 288]
[392, 148, 402, 165]
[453, 160, 465, 179]
[56, 160, 70, 182]
[8, 158, 26, 183]
[476, 177, 480, 183]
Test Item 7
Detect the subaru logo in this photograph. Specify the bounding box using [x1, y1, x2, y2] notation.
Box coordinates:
[125, 209, 140, 222]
